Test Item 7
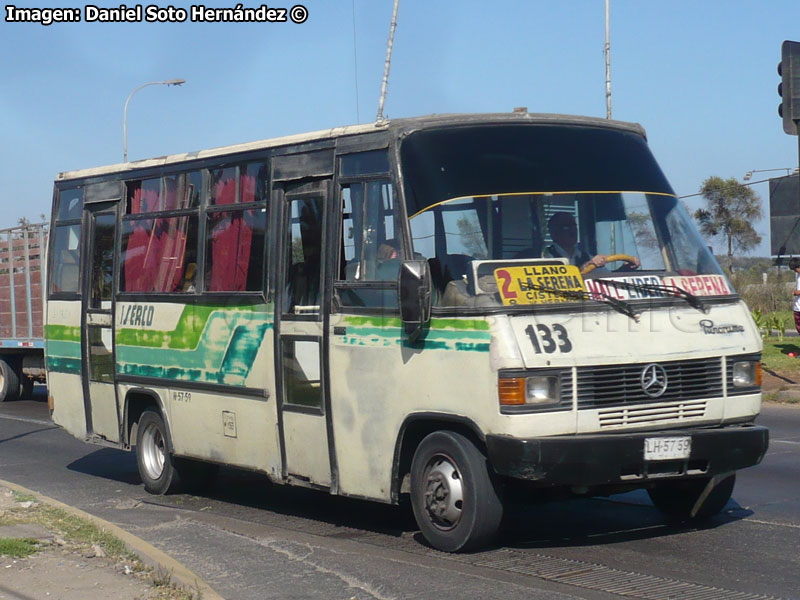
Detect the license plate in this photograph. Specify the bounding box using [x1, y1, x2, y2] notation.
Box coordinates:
[644, 436, 691, 461]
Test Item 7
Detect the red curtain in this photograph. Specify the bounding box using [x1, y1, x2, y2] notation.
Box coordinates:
[209, 173, 254, 291]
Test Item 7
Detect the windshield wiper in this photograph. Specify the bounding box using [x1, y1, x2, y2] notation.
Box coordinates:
[522, 283, 640, 321]
[593, 278, 708, 313]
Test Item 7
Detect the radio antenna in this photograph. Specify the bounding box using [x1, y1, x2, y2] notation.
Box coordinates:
[376, 0, 399, 123]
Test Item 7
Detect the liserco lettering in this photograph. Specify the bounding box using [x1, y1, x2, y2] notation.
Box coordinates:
[119, 304, 155, 327]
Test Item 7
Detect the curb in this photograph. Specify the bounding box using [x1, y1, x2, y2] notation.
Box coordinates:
[0, 478, 224, 600]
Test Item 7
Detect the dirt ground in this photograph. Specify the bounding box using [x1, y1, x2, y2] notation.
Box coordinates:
[761, 366, 800, 403]
[0, 487, 184, 600]
[0, 550, 165, 600]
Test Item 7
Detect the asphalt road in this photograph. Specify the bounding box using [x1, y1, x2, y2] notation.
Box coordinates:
[1, 390, 798, 600]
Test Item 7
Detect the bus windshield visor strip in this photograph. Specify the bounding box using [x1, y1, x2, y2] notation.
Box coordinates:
[593, 278, 708, 313]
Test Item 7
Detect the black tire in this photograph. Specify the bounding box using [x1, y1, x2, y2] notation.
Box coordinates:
[410, 431, 503, 552]
[135, 411, 179, 495]
[174, 458, 219, 493]
[0, 359, 20, 402]
[648, 473, 736, 520]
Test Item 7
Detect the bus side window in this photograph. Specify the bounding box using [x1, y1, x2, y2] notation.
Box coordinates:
[206, 162, 268, 292]
[51, 225, 81, 294]
[336, 179, 404, 309]
[284, 197, 323, 313]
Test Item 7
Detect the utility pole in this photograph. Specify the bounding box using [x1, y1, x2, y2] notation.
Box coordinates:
[376, 0, 400, 123]
[605, 0, 612, 119]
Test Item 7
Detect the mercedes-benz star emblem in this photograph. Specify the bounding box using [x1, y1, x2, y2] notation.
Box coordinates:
[640, 363, 668, 398]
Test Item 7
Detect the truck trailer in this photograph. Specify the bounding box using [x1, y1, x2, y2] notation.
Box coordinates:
[0, 222, 48, 401]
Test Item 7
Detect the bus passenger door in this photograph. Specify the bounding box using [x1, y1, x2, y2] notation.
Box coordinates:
[274, 179, 333, 488]
[81, 201, 120, 444]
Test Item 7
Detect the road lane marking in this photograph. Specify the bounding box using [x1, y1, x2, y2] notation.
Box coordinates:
[0, 414, 53, 426]
[744, 518, 800, 529]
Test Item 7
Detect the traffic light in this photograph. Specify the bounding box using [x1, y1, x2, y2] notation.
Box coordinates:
[778, 40, 800, 135]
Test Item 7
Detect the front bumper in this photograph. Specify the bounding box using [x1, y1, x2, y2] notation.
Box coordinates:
[486, 424, 769, 486]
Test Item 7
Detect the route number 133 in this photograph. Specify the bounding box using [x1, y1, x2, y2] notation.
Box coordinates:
[525, 324, 573, 354]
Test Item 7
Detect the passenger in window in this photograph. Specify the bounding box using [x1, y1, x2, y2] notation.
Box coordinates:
[376, 239, 402, 280]
[544, 212, 639, 272]
[377, 240, 398, 260]
[181, 263, 197, 293]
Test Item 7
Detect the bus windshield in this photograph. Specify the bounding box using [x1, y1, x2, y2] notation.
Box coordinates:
[400, 124, 728, 308]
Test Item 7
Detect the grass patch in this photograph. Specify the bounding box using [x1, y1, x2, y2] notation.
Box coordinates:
[761, 338, 800, 372]
[0, 537, 40, 558]
[37, 506, 136, 563]
[12, 491, 37, 504]
[0, 503, 135, 564]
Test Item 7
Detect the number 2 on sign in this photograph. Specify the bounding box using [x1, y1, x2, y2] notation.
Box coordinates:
[495, 269, 517, 303]
[525, 324, 572, 354]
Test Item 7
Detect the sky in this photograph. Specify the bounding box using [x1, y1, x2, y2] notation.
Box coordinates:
[1, 0, 799, 256]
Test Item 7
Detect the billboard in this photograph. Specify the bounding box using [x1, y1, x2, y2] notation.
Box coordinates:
[769, 173, 800, 256]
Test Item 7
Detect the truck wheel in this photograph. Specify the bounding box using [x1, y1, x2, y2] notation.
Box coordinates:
[136, 411, 179, 495]
[410, 431, 503, 552]
[0, 359, 20, 402]
[648, 473, 736, 520]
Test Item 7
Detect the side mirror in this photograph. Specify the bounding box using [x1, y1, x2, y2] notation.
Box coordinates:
[399, 260, 432, 342]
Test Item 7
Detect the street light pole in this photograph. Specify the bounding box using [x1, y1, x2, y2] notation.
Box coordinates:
[743, 167, 799, 181]
[123, 79, 185, 163]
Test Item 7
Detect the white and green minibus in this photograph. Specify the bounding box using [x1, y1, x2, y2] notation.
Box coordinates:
[46, 112, 769, 552]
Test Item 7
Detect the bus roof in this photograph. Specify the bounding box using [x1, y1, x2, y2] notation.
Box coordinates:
[56, 112, 646, 182]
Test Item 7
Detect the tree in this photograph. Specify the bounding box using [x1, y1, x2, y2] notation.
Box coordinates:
[693, 176, 762, 269]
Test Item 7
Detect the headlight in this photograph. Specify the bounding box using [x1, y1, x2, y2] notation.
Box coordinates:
[732, 360, 761, 387]
[499, 374, 561, 406]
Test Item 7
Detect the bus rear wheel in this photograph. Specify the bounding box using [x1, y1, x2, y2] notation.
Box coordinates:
[410, 431, 503, 552]
[648, 473, 736, 520]
[136, 411, 179, 495]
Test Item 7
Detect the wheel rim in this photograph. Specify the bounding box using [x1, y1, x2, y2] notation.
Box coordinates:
[422, 454, 464, 531]
[141, 422, 166, 481]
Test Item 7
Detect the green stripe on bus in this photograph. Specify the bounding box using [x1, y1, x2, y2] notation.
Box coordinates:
[343, 315, 490, 331]
[116, 309, 271, 385]
[45, 340, 82, 358]
[339, 315, 490, 351]
[343, 325, 490, 341]
[44, 325, 81, 342]
[116, 304, 273, 350]
[46, 357, 82, 374]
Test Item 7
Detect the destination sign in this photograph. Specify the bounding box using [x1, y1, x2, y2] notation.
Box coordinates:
[583, 274, 733, 301]
[494, 264, 585, 305]
[585, 275, 668, 300]
[662, 274, 732, 297]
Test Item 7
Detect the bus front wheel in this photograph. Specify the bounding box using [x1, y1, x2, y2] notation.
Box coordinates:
[136, 411, 179, 495]
[648, 473, 736, 520]
[410, 431, 503, 552]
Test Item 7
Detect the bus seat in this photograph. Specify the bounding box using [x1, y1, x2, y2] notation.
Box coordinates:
[441, 254, 474, 284]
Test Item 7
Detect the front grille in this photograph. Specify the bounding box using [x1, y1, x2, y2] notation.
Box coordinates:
[576, 357, 723, 409]
[598, 399, 707, 428]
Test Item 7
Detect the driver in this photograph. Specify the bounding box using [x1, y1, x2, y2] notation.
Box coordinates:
[544, 212, 640, 271]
